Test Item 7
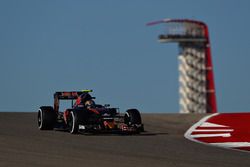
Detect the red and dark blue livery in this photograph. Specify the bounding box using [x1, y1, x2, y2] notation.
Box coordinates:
[38, 90, 144, 134]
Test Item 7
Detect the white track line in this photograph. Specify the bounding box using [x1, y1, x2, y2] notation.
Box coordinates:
[210, 142, 250, 148]
[193, 129, 233, 132]
[184, 113, 219, 144]
[190, 133, 231, 138]
[200, 122, 229, 128]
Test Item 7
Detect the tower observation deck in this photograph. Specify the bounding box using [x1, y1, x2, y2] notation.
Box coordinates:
[148, 19, 217, 113]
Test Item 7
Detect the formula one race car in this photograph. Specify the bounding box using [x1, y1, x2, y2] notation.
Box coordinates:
[38, 90, 144, 134]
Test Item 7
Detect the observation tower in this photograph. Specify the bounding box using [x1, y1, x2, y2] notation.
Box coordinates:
[148, 19, 217, 113]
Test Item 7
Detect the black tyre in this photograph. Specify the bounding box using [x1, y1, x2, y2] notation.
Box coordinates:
[38, 106, 56, 130]
[68, 111, 80, 134]
[124, 109, 142, 125]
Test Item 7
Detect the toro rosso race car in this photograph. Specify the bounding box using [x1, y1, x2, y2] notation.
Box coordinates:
[38, 90, 144, 134]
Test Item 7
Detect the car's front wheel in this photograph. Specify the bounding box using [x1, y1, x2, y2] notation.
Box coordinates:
[124, 109, 142, 125]
[68, 111, 79, 134]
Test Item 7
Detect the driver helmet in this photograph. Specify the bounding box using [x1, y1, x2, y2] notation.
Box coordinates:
[85, 99, 95, 108]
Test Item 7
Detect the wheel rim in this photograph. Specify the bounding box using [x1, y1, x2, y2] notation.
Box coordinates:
[38, 109, 43, 129]
[68, 112, 75, 133]
[124, 112, 131, 125]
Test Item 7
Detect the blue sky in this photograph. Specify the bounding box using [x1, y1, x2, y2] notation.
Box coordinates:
[0, 0, 250, 112]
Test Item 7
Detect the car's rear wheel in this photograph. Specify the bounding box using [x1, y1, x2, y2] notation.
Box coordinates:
[124, 109, 142, 125]
[38, 106, 56, 130]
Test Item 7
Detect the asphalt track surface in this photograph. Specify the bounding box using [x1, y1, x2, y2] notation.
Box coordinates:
[0, 112, 250, 167]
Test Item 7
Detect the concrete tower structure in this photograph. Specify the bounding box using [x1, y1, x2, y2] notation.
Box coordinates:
[148, 19, 217, 113]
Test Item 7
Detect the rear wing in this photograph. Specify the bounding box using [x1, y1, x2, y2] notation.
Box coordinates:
[54, 90, 93, 100]
[53, 90, 93, 112]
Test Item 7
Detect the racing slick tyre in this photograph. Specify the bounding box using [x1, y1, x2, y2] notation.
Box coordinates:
[38, 106, 56, 130]
[124, 109, 142, 125]
[68, 111, 80, 134]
